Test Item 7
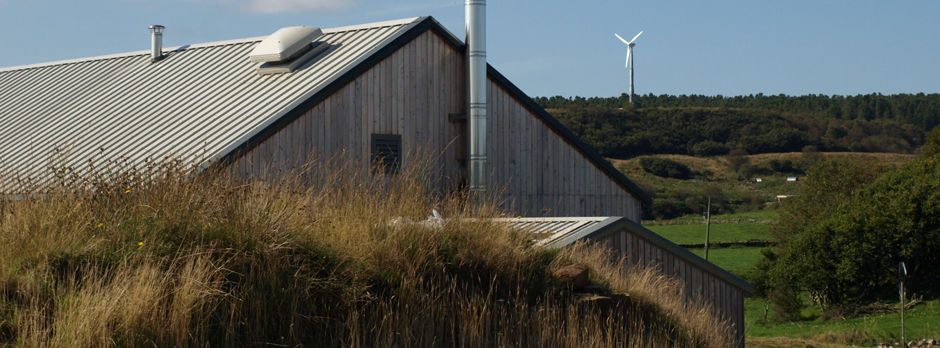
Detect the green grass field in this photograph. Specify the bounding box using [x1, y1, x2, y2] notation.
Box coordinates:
[685, 246, 766, 279]
[746, 297, 940, 346]
[647, 223, 772, 245]
[665, 209, 780, 223]
[625, 152, 928, 346]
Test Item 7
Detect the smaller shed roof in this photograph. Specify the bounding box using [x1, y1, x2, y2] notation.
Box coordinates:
[500, 216, 755, 294]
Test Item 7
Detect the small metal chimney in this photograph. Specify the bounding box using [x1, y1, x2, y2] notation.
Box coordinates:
[149, 25, 165, 62]
[466, 0, 486, 195]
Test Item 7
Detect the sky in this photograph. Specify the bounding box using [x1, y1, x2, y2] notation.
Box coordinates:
[0, 0, 937, 97]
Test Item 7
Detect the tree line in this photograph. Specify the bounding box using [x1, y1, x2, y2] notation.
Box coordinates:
[547, 105, 923, 159]
[537, 93, 940, 132]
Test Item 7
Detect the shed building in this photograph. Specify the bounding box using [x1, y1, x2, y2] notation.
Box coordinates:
[0, 16, 645, 220]
[504, 216, 755, 347]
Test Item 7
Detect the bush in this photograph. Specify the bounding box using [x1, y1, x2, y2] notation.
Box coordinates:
[726, 149, 750, 174]
[922, 126, 940, 158]
[638, 157, 692, 179]
[643, 197, 692, 220]
[691, 141, 729, 157]
[768, 159, 802, 174]
[758, 156, 940, 312]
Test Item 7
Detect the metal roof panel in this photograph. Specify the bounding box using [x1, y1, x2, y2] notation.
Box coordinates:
[0, 17, 422, 193]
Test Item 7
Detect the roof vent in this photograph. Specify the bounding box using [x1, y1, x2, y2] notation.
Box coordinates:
[250, 26, 326, 75]
[254, 42, 328, 75]
[250, 26, 323, 62]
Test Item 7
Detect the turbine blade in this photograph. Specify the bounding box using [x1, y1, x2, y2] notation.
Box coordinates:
[630, 30, 644, 43]
[625, 48, 631, 68]
[614, 33, 629, 45]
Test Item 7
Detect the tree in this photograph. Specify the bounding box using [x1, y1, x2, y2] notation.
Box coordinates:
[725, 149, 750, 174]
[757, 156, 940, 314]
[922, 126, 940, 158]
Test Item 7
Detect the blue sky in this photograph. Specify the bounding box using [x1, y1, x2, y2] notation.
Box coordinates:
[0, 0, 937, 97]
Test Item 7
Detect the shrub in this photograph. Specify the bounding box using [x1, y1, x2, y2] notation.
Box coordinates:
[768, 159, 801, 174]
[643, 197, 690, 220]
[922, 126, 940, 158]
[638, 157, 692, 179]
[725, 149, 750, 174]
[758, 156, 940, 312]
[691, 141, 729, 157]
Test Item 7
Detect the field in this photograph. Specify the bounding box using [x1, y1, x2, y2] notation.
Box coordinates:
[611, 152, 916, 221]
[647, 223, 772, 245]
[646, 208, 940, 346]
[686, 246, 767, 278]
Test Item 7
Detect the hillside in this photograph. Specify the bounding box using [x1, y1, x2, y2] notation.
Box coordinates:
[546, 105, 924, 159]
[0, 161, 732, 347]
[538, 93, 940, 132]
[609, 152, 915, 220]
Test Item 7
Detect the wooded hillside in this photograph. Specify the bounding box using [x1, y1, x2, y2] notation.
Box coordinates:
[537, 93, 938, 158]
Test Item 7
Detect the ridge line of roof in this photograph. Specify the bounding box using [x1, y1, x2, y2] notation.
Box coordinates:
[0, 17, 422, 74]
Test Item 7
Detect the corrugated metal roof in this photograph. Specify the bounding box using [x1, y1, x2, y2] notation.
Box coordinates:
[496, 216, 617, 248]
[0, 17, 422, 193]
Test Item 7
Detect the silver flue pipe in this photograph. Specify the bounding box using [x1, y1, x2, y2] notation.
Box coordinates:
[149, 25, 165, 62]
[466, 0, 486, 194]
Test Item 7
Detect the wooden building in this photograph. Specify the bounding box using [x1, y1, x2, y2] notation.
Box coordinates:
[506, 216, 755, 347]
[0, 16, 751, 344]
[0, 16, 646, 220]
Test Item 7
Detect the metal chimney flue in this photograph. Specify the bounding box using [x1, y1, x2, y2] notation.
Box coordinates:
[466, 0, 486, 195]
[149, 25, 165, 62]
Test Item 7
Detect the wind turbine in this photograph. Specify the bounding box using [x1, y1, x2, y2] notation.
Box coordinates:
[615, 31, 643, 104]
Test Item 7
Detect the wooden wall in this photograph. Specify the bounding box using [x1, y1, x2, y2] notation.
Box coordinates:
[588, 225, 747, 347]
[232, 30, 467, 189]
[231, 29, 642, 221]
[485, 81, 642, 220]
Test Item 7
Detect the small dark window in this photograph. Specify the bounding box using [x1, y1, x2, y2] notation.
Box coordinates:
[371, 134, 401, 174]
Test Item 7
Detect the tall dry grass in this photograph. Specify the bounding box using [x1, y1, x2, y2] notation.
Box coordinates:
[0, 156, 732, 347]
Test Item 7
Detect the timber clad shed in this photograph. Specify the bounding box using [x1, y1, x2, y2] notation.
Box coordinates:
[0, 16, 645, 220]
[504, 216, 755, 347]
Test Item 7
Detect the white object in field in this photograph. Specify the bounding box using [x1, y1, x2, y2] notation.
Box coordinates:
[421, 209, 444, 228]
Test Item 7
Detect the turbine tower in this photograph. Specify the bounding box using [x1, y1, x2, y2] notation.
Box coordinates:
[615, 31, 643, 104]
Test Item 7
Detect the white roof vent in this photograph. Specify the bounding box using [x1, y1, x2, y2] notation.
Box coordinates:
[250, 26, 323, 63]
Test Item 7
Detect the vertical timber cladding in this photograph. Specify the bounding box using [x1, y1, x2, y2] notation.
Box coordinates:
[484, 79, 642, 220]
[232, 30, 467, 187]
[600, 225, 747, 347]
[230, 23, 642, 220]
